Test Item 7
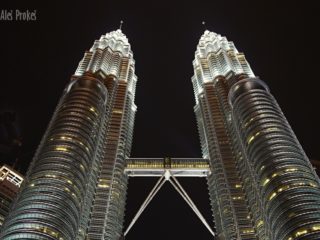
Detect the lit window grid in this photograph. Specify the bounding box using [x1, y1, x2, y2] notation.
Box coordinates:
[0, 77, 108, 240]
[194, 80, 256, 239]
[230, 78, 320, 240]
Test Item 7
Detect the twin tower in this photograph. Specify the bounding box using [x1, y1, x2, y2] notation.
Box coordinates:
[1, 29, 320, 240]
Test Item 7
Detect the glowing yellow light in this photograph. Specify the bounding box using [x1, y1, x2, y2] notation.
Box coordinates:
[272, 173, 277, 178]
[60, 136, 72, 140]
[89, 107, 98, 116]
[243, 117, 255, 128]
[310, 182, 318, 187]
[98, 184, 109, 188]
[269, 192, 277, 200]
[295, 182, 305, 186]
[263, 178, 270, 186]
[242, 229, 254, 234]
[55, 147, 68, 152]
[285, 168, 298, 172]
[45, 174, 57, 178]
[235, 184, 242, 188]
[295, 229, 308, 237]
[232, 196, 243, 200]
[312, 224, 320, 231]
[248, 136, 255, 144]
[113, 109, 123, 114]
[257, 220, 264, 227]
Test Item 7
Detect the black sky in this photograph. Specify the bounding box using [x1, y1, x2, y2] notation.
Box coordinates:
[0, 1, 320, 239]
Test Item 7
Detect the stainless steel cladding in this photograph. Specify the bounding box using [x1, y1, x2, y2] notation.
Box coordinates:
[0, 29, 137, 240]
[0, 76, 108, 239]
[229, 78, 320, 240]
[193, 30, 320, 239]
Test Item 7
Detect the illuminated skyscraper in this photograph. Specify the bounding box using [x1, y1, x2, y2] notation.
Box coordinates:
[1, 27, 320, 240]
[192, 30, 320, 239]
[0, 29, 137, 240]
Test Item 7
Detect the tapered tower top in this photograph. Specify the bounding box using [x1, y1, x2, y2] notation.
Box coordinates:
[75, 29, 136, 84]
[90, 29, 131, 56]
[196, 30, 239, 57]
[192, 30, 254, 86]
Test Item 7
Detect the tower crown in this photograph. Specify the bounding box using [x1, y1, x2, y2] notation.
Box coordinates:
[192, 30, 254, 95]
[90, 29, 131, 56]
[75, 29, 136, 89]
[197, 30, 238, 57]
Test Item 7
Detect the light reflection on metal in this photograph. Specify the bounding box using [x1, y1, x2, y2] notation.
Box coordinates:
[192, 30, 320, 240]
[125, 158, 211, 177]
[1, 26, 319, 240]
[0, 29, 137, 240]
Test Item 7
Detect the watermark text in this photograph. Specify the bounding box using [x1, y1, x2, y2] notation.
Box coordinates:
[0, 9, 37, 21]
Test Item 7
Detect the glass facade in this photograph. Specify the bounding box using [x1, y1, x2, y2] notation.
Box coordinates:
[0, 29, 137, 240]
[229, 78, 320, 239]
[1, 28, 320, 240]
[192, 30, 320, 239]
[0, 76, 108, 240]
[193, 31, 256, 240]
[0, 165, 23, 228]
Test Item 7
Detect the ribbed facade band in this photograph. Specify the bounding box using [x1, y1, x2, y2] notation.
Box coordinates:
[1, 28, 320, 240]
[192, 30, 320, 239]
[0, 75, 108, 239]
[193, 31, 257, 240]
[0, 29, 137, 240]
[229, 78, 320, 240]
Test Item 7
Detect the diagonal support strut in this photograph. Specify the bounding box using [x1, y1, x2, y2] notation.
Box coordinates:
[124, 174, 166, 236]
[123, 170, 215, 238]
[168, 174, 215, 237]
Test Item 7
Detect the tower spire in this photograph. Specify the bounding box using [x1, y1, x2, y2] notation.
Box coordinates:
[119, 20, 123, 30]
[202, 21, 206, 30]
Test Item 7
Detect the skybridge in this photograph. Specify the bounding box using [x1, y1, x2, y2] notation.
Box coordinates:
[123, 157, 215, 238]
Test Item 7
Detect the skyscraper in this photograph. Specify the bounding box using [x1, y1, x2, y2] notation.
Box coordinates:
[0, 165, 23, 227]
[192, 30, 320, 239]
[1, 28, 320, 240]
[0, 29, 137, 240]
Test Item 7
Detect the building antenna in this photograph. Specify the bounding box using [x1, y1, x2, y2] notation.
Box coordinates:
[119, 20, 124, 30]
[202, 21, 206, 30]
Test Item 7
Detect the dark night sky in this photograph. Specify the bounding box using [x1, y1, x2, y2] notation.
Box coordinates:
[1, 1, 320, 239]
